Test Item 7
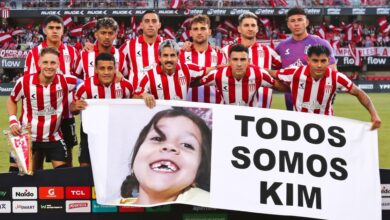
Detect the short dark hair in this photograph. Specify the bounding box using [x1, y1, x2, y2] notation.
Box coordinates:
[238, 11, 257, 25]
[229, 44, 249, 56]
[142, 10, 160, 21]
[287, 7, 307, 20]
[307, 45, 330, 57]
[43, 15, 63, 27]
[96, 17, 118, 32]
[190, 15, 211, 29]
[40, 47, 60, 57]
[158, 39, 180, 56]
[95, 52, 115, 67]
[120, 108, 212, 198]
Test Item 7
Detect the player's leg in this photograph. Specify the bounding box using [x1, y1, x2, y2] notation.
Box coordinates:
[79, 123, 91, 167]
[60, 118, 78, 167]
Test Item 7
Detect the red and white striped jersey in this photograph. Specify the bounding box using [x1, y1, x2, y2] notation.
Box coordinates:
[135, 63, 205, 100]
[24, 41, 79, 119]
[201, 65, 275, 107]
[222, 38, 281, 108]
[179, 45, 227, 103]
[75, 75, 133, 99]
[276, 66, 353, 115]
[75, 44, 127, 80]
[119, 35, 164, 88]
[10, 74, 79, 142]
[24, 41, 79, 75]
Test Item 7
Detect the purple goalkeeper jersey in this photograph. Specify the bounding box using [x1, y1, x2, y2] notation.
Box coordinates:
[275, 34, 336, 68]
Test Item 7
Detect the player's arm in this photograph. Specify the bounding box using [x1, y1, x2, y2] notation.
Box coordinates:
[7, 97, 21, 136]
[70, 83, 87, 114]
[272, 79, 290, 92]
[348, 85, 381, 130]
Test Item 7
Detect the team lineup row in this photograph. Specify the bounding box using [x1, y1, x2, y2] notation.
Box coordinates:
[5, 8, 381, 175]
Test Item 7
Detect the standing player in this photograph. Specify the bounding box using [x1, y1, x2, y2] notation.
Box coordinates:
[199, 44, 287, 107]
[271, 45, 381, 129]
[222, 12, 281, 108]
[75, 17, 127, 80]
[276, 7, 337, 111]
[179, 15, 226, 104]
[135, 40, 209, 101]
[70, 53, 154, 167]
[23, 15, 79, 169]
[8, 47, 80, 171]
[120, 10, 164, 88]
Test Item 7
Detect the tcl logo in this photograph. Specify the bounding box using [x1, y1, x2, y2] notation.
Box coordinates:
[65, 187, 91, 199]
[39, 187, 64, 199]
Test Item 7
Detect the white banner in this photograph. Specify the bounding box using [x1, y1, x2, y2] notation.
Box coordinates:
[82, 99, 381, 219]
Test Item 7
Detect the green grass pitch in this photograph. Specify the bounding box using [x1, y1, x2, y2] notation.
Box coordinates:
[0, 93, 389, 172]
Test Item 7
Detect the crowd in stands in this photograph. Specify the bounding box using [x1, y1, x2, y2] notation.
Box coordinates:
[1, 0, 389, 9]
[1, 18, 389, 53]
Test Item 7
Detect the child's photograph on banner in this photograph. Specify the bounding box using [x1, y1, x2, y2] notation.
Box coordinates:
[85, 103, 213, 206]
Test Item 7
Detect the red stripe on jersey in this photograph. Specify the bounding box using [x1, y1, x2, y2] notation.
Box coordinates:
[110, 82, 116, 98]
[173, 71, 183, 99]
[314, 75, 326, 114]
[291, 66, 304, 112]
[85, 80, 92, 98]
[191, 51, 199, 101]
[49, 82, 57, 142]
[154, 41, 159, 64]
[129, 39, 138, 86]
[301, 69, 313, 113]
[23, 76, 33, 123]
[262, 46, 270, 68]
[242, 76, 249, 104]
[204, 50, 212, 103]
[82, 51, 90, 78]
[326, 70, 338, 115]
[98, 84, 105, 98]
[141, 42, 149, 68]
[24, 52, 33, 74]
[31, 47, 40, 74]
[160, 74, 170, 99]
[228, 69, 236, 104]
[148, 71, 158, 99]
[252, 46, 259, 67]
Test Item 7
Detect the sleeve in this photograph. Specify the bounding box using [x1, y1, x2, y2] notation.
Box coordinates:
[186, 63, 206, 79]
[134, 73, 150, 96]
[71, 48, 80, 74]
[23, 51, 34, 75]
[119, 51, 129, 78]
[199, 69, 217, 86]
[269, 47, 282, 70]
[119, 40, 131, 72]
[74, 83, 87, 100]
[10, 77, 24, 102]
[65, 75, 83, 91]
[74, 52, 84, 79]
[122, 79, 134, 98]
[218, 50, 228, 65]
[258, 68, 275, 88]
[275, 67, 297, 83]
[336, 72, 353, 92]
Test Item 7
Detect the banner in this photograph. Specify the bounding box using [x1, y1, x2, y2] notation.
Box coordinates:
[9, 7, 390, 18]
[0, 83, 14, 96]
[0, 49, 28, 59]
[335, 47, 390, 57]
[82, 99, 381, 219]
[336, 56, 390, 67]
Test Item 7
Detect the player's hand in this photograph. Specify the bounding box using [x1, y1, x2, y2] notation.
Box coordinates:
[115, 71, 123, 83]
[370, 115, 381, 130]
[70, 100, 88, 113]
[83, 41, 94, 52]
[182, 41, 192, 52]
[9, 124, 22, 136]
[142, 93, 156, 109]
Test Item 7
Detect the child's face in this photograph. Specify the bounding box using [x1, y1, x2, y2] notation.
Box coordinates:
[133, 116, 202, 199]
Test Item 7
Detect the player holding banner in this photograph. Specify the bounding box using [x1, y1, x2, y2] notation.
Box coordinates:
[70, 53, 155, 167]
[270, 45, 381, 130]
[7, 47, 81, 171]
